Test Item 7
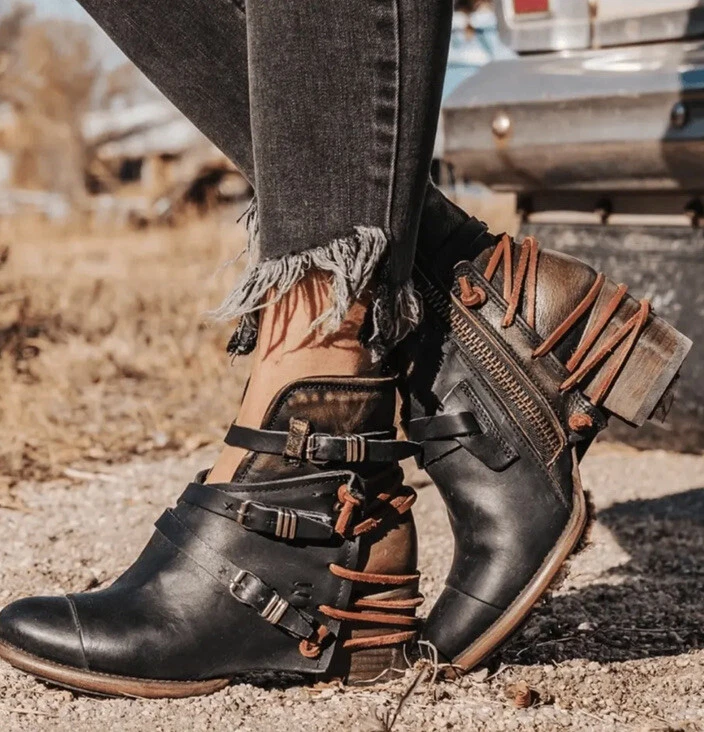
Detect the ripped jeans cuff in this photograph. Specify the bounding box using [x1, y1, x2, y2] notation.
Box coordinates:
[213, 199, 422, 362]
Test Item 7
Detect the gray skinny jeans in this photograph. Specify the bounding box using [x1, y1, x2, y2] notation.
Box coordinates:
[77, 0, 469, 357]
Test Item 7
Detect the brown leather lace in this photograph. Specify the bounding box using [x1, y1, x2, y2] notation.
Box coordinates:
[334, 484, 361, 536]
[299, 486, 423, 658]
[322, 565, 422, 651]
[333, 482, 417, 538]
[458, 234, 652, 407]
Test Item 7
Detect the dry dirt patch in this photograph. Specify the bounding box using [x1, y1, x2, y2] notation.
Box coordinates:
[0, 214, 248, 492]
[0, 205, 702, 730]
[0, 445, 702, 731]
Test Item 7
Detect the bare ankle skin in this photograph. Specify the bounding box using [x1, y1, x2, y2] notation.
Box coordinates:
[207, 270, 376, 483]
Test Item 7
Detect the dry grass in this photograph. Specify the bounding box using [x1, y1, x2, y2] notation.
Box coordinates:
[0, 211, 250, 490]
[0, 192, 517, 492]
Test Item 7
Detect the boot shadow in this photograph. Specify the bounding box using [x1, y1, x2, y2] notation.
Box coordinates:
[499, 487, 704, 665]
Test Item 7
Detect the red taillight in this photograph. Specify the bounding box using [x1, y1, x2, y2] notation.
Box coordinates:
[513, 0, 550, 14]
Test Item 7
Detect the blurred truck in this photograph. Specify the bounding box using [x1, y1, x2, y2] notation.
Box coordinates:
[442, 0, 704, 448]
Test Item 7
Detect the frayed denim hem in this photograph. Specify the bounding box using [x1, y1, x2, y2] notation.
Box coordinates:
[214, 198, 422, 362]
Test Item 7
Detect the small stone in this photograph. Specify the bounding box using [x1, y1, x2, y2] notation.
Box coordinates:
[470, 666, 490, 683]
[522, 625, 542, 642]
[507, 680, 534, 709]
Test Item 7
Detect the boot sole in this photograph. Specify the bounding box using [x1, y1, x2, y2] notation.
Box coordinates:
[447, 464, 588, 674]
[0, 638, 404, 697]
[0, 638, 231, 698]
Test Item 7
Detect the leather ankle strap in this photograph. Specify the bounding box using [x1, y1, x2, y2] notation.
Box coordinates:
[179, 483, 336, 541]
[156, 510, 321, 641]
[408, 412, 481, 442]
[225, 421, 420, 464]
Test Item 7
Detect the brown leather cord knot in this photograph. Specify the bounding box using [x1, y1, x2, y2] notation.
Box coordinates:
[351, 485, 417, 537]
[458, 276, 487, 308]
[388, 490, 416, 516]
[483, 234, 653, 407]
[568, 412, 594, 432]
[334, 484, 361, 537]
[298, 624, 331, 659]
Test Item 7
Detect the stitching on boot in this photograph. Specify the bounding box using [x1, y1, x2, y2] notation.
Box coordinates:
[453, 344, 569, 508]
[456, 380, 516, 461]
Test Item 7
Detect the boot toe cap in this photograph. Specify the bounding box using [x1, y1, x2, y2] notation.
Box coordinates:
[0, 596, 87, 669]
[423, 585, 504, 665]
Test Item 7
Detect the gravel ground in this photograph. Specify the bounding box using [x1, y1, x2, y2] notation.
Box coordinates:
[0, 443, 702, 731]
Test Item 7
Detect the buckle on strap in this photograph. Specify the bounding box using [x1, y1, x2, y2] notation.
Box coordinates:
[235, 500, 298, 540]
[179, 483, 338, 541]
[226, 423, 419, 464]
[156, 510, 315, 639]
[305, 433, 327, 464]
[235, 500, 251, 526]
[229, 569, 248, 594]
[229, 569, 290, 626]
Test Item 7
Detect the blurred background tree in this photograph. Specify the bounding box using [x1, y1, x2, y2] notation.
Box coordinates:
[0, 3, 139, 205]
[0, 0, 489, 208]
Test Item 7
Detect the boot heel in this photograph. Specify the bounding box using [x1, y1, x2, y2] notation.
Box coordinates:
[576, 279, 692, 426]
[346, 644, 407, 682]
[340, 583, 422, 683]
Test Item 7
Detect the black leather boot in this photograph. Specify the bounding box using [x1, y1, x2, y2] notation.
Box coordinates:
[402, 216, 691, 672]
[0, 376, 423, 697]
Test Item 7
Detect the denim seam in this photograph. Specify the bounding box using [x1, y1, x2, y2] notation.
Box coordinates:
[385, 0, 401, 232]
[216, 0, 422, 360]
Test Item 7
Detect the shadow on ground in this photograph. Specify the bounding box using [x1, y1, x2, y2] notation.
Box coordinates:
[500, 488, 704, 665]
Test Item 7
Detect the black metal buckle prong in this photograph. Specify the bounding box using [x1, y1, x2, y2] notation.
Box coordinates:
[305, 433, 327, 464]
